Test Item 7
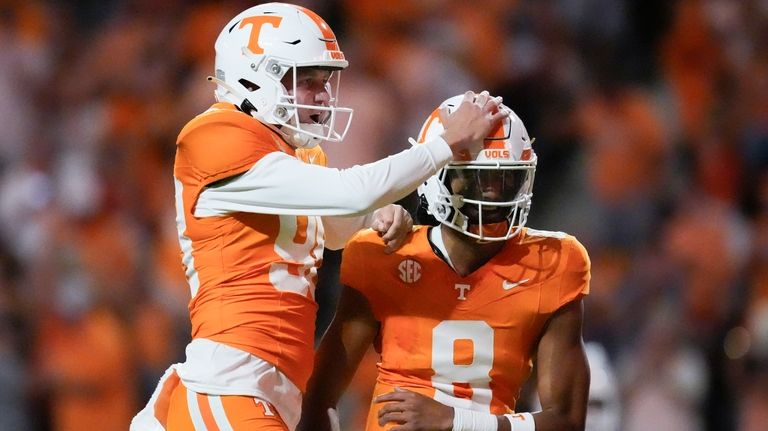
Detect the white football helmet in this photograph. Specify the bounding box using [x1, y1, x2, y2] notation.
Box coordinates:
[416, 95, 537, 241]
[210, 3, 353, 148]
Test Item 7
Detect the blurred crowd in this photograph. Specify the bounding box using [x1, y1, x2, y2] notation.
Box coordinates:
[0, 0, 766, 430]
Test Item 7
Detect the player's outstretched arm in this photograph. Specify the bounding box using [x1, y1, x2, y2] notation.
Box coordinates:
[195, 91, 506, 220]
[298, 286, 380, 431]
[531, 299, 590, 431]
[322, 203, 413, 251]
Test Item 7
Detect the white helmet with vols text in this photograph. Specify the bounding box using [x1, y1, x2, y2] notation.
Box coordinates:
[211, 2, 353, 148]
[417, 94, 537, 241]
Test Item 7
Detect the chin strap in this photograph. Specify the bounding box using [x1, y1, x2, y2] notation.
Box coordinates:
[289, 131, 316, 149]
[429, 225, 456, 271]
[290, 123, 327, 148]
[207, 75, 238, 99]
[207, 76, 258, 115]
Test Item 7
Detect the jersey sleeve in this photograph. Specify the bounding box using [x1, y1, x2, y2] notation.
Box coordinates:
[340, 230, 389, 319]
[322, 213, 375, 250]
[295, 146, 328, 167]
[175, 108, 285, 188]
[557, 236, 591, 308]
[299, 146, 376, 250]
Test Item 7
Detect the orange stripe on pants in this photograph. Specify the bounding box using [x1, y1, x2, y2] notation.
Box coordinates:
[165, 380, 289, 430]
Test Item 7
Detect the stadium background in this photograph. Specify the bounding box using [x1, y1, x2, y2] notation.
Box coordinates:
[0, 0, 766, 430]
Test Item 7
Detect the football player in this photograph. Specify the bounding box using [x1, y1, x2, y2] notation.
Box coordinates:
[130, 3, 506, 431]
[300, 94, 591, 431]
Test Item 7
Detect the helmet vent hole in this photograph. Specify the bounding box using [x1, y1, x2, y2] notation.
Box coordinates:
[285, 39, 301, 45]
[238, 79, 260, 92]
[228, 20, 240, 33]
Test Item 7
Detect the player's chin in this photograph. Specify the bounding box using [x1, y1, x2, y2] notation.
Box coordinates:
[464, 208, 510, 225]
[467, 220, 510, 240]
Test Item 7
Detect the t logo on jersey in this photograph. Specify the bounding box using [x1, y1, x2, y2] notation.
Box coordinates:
[455, 284, 471, 300]
[239, 15, 283, 55]
[398, 259, 421, 284]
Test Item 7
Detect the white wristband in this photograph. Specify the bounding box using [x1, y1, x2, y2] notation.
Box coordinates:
[503, 412, 535, 431]
[452, 407, 498, 431]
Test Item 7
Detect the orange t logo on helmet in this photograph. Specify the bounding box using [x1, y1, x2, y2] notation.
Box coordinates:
[239, 15, 283, 55]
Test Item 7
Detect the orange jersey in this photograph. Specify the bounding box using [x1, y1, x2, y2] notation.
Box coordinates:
[295, 145, 327, 166]
[174, 102, 326, 391]
[340, 226, 590, 428]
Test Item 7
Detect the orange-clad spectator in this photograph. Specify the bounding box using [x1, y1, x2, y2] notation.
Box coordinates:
[445, 1, 515, 88]
[34, 305, 137, 431]
[177, 2, 241, 69]
[660, 0, 725, 144]
[342, 0, 426, 36]
[664, 197, 751, 330]
[27, 199, 143, 431]
[577, 84, 665, 206]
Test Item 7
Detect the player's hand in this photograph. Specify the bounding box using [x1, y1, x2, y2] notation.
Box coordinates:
[375, 388, 453, 431]
[371, 204, 413, 254]
[440, 90, 508, 160]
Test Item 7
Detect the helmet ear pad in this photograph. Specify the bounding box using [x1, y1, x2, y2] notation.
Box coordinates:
[416, 194, 440, 227]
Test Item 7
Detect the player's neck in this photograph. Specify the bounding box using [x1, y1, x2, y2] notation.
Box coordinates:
[440, 225, 505, 277]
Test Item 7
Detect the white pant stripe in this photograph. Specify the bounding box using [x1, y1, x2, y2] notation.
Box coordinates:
[186, 389, 208, 431]
[208, 396, 234, 431]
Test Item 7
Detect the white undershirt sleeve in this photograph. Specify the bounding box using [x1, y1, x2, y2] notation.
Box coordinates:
[321, 213, 375, 250]
[194, 136, 452, 218]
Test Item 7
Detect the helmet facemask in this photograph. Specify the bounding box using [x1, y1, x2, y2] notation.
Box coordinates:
[274, 66, 353, 148]
[426, 159, 536, 242]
